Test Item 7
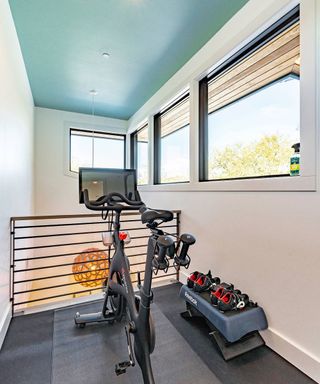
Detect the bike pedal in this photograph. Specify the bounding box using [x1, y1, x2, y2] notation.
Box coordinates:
[115, 366, 126, 376]
[115, 361, 131, 375]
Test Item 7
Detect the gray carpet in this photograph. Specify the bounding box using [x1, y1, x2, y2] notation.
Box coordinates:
[52, 302, 221, 384]
[0, 310, 53, 384]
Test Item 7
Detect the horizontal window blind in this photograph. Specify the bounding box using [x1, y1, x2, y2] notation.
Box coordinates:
[137, 124, 148, 143]
[208, 21, 300, 114]
[159, 95, 190, 137]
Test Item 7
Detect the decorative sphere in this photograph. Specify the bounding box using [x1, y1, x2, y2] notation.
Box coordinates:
[72, 248, 109, 288]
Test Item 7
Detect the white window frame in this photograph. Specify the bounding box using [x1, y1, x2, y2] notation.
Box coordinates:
[130, 121, 149, 185]
[153, 92, 190, 185]
[64, 121, 126, 178]
[127, 0, 316, 192]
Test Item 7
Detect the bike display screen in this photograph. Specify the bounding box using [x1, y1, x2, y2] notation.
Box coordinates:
[79, 168, 138, 203]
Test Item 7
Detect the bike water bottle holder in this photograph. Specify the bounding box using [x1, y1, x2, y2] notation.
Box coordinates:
[152, 256, 169, 275]
[173, 254, 191, 271]
[102, 231, 113, 246]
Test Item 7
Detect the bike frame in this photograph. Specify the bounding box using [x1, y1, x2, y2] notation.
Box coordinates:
[106, 209, 159, 384]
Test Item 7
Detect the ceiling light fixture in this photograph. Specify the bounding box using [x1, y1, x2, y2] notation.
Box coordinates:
[89, 89, 98, 97]
[102, 52, 111, 59]
[89, 90, 98, 167]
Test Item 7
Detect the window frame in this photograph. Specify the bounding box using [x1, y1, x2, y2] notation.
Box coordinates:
[130, 123, 149, 185]
[128, 0, 316, 193]
[199, 6, 300, 183]
[153, 92, 190, 185]
[69, 127, 126, 173]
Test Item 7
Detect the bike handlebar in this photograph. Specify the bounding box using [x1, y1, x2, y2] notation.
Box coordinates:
[82, 189, 145, 211]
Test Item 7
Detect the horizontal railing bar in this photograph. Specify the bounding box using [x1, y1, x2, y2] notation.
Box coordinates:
[14, 277, 107, 294]
[153, 271, 177, 280]
[15, 259, 109, 272]
[13, 287, 104, 306]
[14, 262, 175, 285]
[133, 265, 175, 276]
[13, 229, 177, 251]
[14, 221, 111, 229]
[14, 254, 147, 272]
[11, 210, 181, 222]
[14, 225, 176, 240]
[14, 261, 151, 295]
[14, 246, 147, 265]
[14, 240, 104, 251]
[14, 268, 109, 283]
[15, 229, 111, 239]
[13, 217, 178, 230]
[131, 271, 177, 284]
[13, 269, 177, 306]
[11, 210, 180, 311]
[14, 251, 147, 262]
[14, 236, 149, 251]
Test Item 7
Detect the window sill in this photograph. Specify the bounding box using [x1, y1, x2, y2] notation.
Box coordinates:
[64, 169, 79, 179]
[138, 175, 316, 192]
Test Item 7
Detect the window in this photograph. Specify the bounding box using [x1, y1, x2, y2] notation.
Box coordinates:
[70, 128, 125, 173]
[131, 123, 149, 185]
[199, 8, 300, 181]
[154, 94, 190, 184]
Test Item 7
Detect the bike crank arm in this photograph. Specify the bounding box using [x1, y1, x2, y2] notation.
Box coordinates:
[115, 324, 136, 375]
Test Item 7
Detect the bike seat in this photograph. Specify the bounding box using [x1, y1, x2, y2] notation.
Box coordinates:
[141, 208, 173, 224]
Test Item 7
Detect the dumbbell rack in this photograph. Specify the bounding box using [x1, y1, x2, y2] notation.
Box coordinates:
[180, 285, 268, 360]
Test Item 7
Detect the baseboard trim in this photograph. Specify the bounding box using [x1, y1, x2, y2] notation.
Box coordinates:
[178, 271, 319, 383]
[262, 328, 320, 383]
[179, 270, 188, 285]
[0, 303, 12, 350]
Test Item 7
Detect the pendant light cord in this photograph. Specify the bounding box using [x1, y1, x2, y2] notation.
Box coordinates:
[90, 91, 96, 167]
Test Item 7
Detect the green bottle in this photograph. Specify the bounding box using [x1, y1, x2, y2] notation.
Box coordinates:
[290, 143, 300, 176]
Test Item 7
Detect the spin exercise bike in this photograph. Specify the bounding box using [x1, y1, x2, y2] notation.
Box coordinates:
[74, 168, 195, 384]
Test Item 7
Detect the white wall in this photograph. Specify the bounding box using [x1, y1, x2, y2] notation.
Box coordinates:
[0, 0, 34, 348]
[34, 107, 127, 214]
[128, 0, 320, 382]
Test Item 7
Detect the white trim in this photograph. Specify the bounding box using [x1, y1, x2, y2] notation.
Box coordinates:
[0, 303, 12, 350]
[262, 328, 320, 383]
[147, 115, 154, 185]
[178, 270, 189, 285]
[138, 175, 316, 193]
[189, 80, 199, 184]
[299, 0, 317, 178]
[128, 0, 317, 193]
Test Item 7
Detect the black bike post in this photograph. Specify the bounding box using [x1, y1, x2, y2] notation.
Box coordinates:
[133, 236, 157, 384]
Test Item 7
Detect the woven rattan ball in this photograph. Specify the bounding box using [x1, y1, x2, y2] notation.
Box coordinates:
[72, 248, 109, 288]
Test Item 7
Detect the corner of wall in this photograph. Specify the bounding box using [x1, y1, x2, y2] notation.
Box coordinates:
[0, 303, 12, 350]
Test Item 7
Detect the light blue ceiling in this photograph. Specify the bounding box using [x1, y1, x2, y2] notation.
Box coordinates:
[9, 0, 248, 120]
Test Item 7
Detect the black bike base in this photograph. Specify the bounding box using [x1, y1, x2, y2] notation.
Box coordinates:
[209, 329, 265, 361]
[181, 306, 265, 361]
[74, 311, 115, 326]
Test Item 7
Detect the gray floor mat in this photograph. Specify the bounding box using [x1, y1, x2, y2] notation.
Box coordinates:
[52, 302, 221, 384]
[0, 311, 53, 384]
